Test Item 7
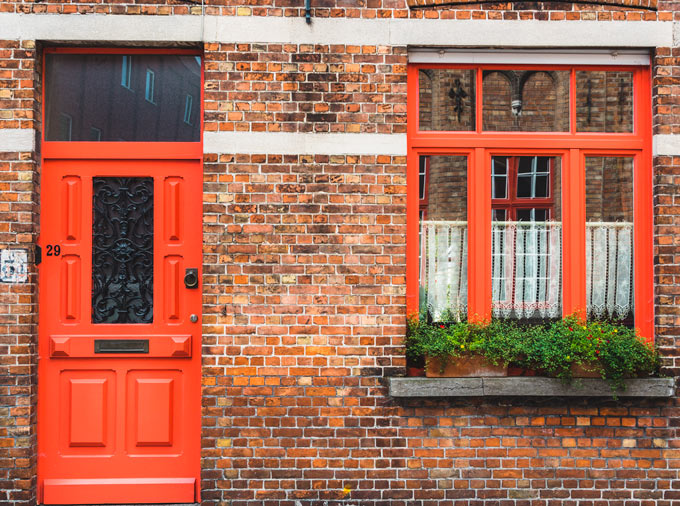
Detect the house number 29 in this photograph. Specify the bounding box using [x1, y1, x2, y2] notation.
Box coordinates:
[46, 245, 61, 256]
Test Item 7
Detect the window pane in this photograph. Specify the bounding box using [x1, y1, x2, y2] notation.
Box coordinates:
[492, 156, 562, 320]
[483, 70, 569, 132]
[419, 156, 468, 321]
[516, 176, 532, 198]
[586, 157, 634, 321]
[492, 156, 507, 199]
[419, 69, 475, 131]
[46, 54, 201, 142]
[535, 176, 549, 198]
[493, 176, 507, 199]
[576, 71, 633, 133]
[492, 209, 506, 221]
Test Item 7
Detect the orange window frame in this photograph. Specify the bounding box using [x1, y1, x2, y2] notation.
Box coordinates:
[406, 63, 653, 341]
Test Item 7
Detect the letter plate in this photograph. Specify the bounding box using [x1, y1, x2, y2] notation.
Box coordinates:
[94, 339, 149, 354]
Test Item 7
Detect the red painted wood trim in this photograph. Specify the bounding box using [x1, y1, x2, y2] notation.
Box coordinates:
[42, 478, 195, 504]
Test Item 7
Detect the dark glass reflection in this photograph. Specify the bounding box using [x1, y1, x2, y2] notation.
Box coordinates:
[46, 54, 201, 142]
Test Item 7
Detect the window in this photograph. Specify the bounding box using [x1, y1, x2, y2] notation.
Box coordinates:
[408, 60, 652, 338]
[121, 55, 132, 89]
[183, 94, 194, 125]
[145, 68, 156, 104]
[58, 113, 72, 141]
[45, 51, 201, 142]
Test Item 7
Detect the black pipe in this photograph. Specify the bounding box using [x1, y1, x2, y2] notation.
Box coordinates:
[305, 0, 311, 24]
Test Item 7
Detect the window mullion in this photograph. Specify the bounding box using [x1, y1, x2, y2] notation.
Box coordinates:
[562, 148, 586, 318]
[468, 147, 491, 321]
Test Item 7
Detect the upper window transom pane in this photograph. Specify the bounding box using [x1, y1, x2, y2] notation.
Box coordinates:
[418, 69, 475, 131]
[46, 53, 201, 142]
[482, 70, 570, 132]
[576, 71, 633, 133]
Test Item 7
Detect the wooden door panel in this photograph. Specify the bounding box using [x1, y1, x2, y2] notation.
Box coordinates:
[164, 177, 183, 243]
[59, 370, 115, 454]
[164, 256, 183, 321]
[61, 255, 81, 322]
[62, 175, 82, 243]
[39, 159, 201, 504]
[127, 370, 182, 452]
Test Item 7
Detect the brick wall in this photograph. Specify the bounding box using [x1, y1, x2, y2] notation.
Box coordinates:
[204, 43, 407, 134]
[0, 4, 677, 506]
[0, 39, 39, 506]
[1, 0, 675, 22]
[200, 152, 408, 505]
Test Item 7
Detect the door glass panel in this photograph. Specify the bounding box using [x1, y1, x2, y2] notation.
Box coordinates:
[492, 156, 562, 320]
[585, 157, 634, 322]
[45, 54, 201, 142]
[419, 69, 475, 131]
[92, 177, 154, 324]
[576, 71, 633, 133]
[419, 155, 468, 321]
[483, 70, 570, 132]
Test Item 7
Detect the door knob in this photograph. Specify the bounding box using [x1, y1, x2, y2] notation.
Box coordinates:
[184, 268, 199, 289]
[190, 314, 198, 323]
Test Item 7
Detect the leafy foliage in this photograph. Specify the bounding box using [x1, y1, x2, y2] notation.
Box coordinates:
[406, 312, 660, 389]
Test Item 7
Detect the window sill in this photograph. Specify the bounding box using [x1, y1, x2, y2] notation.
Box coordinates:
[388, 377, 675, 398]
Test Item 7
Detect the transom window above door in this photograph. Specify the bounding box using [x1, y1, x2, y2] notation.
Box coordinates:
[408, 60, 652, 338]
[44, 50, 202, 142]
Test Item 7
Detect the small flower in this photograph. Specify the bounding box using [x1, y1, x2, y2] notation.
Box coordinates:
[613, 329, 618, 333]
[566, 355, 571, 360]
[569, 327, 574, 331]
[439, 325, 445, 329]
[460, 344, 465, 350]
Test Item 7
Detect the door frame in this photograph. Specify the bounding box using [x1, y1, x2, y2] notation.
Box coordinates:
[38, 46, 204, 504]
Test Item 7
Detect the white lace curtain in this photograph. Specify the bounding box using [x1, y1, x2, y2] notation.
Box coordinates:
[492, 221, 562, 319]
[420, 221, 633, 321]
[586, 222, 633, 319]
[420, 221, 467, 321]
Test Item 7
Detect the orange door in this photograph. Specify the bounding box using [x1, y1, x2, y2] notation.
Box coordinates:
[38, 158, 202, 504]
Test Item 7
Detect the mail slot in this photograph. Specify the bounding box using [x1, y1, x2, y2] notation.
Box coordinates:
[94, 339, 149, 354]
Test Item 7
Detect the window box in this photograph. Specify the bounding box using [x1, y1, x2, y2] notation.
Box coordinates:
[388, 377, 675, 398]
[426, 354, 507, 377]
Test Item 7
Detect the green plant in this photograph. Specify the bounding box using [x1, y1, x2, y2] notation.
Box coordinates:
[405, 311, 661, 389]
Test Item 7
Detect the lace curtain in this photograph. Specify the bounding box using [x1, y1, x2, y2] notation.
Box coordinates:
[420, 221, 468, 321]
[492, 221, 562, 319]
[421, 221, 632, 321]
[586, 222, 633, 319]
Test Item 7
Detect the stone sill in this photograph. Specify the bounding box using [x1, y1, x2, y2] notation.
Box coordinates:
[388, 377, 675, 398]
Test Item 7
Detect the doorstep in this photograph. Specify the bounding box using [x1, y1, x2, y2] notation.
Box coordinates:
[388, 377, 675, 397]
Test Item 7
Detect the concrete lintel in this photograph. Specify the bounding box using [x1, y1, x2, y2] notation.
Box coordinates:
[0, 14, 673, 48]
[389, 377, 675, 398]
[204, 131, 407, 156]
